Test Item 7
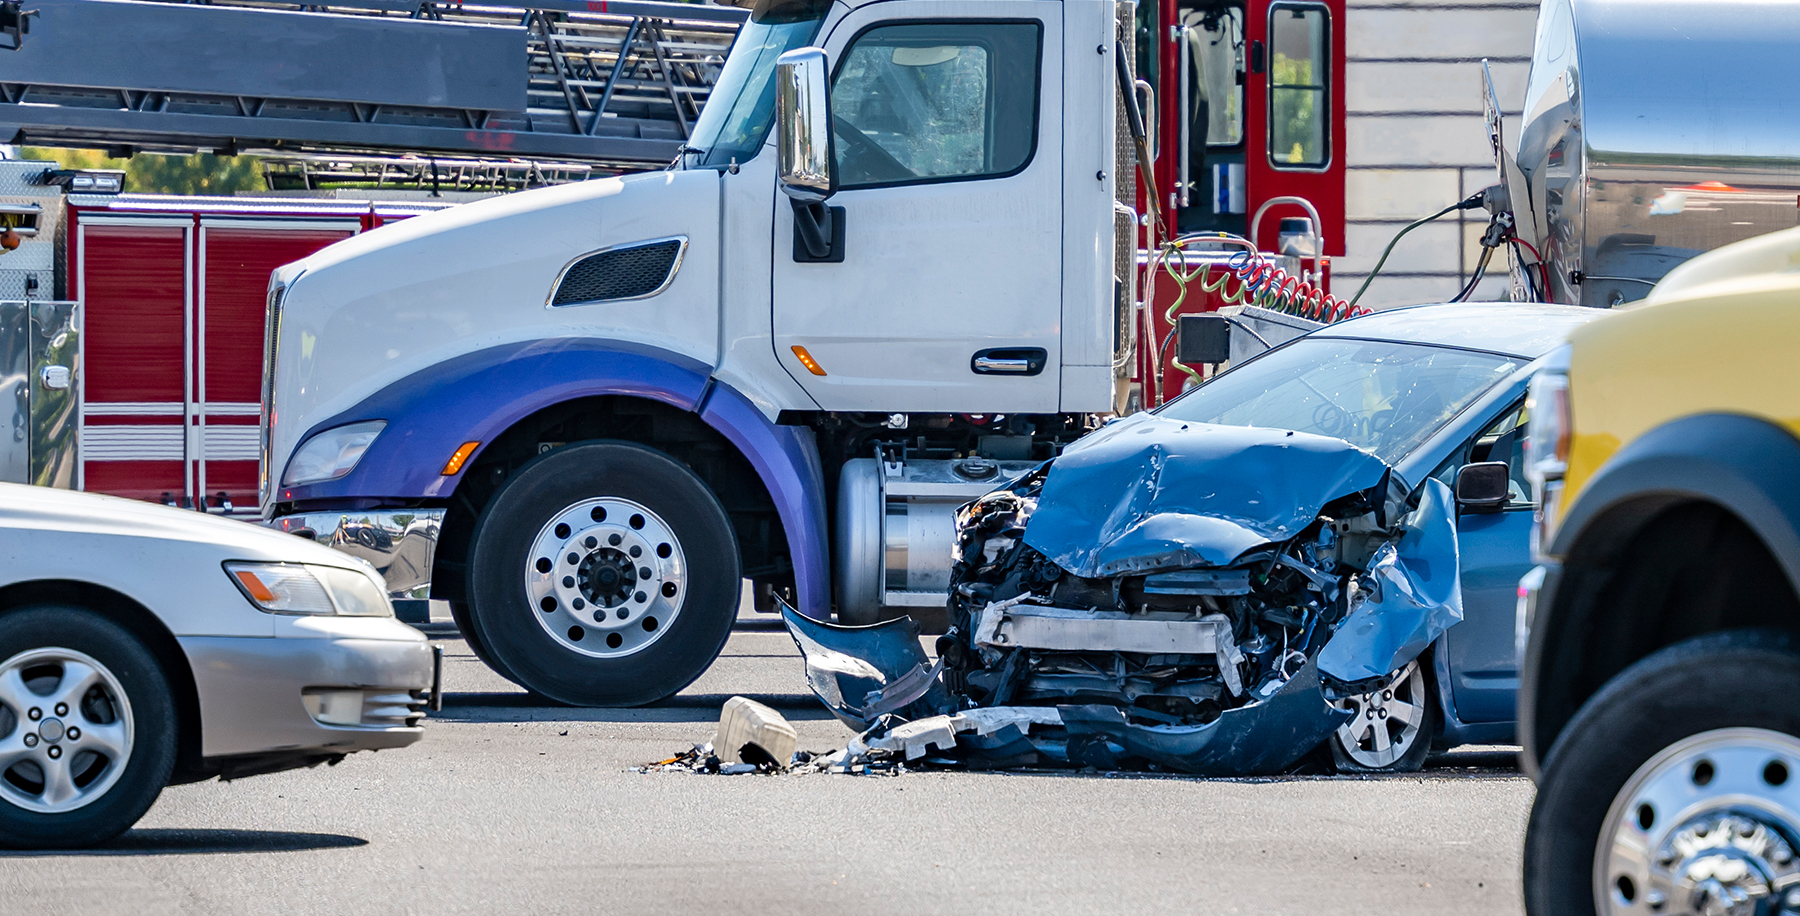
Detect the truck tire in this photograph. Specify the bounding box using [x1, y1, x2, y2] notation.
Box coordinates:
[464, 441, 740, 706]
[1523, 628, 1800, 916]
[0, 606, 178, 849]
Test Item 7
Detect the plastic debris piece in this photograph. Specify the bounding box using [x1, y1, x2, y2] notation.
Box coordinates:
[713, 696, 799, 767]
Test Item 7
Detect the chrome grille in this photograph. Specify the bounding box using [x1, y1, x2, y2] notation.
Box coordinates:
[259, 281, 285, 505]
[549, 237, 686, 306]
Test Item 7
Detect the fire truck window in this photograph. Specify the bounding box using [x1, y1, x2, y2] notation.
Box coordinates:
[1268, 4, 1328, 169]
[830, 21, 1042, 189]
[1186, 7, 1244, 148]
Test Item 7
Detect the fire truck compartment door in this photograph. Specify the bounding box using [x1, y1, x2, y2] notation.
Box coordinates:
[771, 2, 1064, 414]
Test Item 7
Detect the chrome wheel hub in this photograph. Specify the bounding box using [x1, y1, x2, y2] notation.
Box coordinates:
[0, 648, 134, 814]
[1333, 659, 1427, 769]
[1597, 728, 1800, 915]
[525, 497, 688, 658]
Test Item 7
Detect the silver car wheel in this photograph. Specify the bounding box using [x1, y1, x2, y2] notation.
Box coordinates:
[1595, 727, 1800, 916]
[0, 647, 135, 814]
[524, 497, 689, 659]
[1332, 659, 1427, 769]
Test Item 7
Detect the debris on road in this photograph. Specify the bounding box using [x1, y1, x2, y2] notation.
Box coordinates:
[713, 696, 798, 767]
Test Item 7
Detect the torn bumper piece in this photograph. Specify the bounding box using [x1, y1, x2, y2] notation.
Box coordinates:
[781, 603, 947, 731]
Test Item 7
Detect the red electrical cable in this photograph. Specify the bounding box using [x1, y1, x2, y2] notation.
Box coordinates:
[1510, 235, 1552, 300]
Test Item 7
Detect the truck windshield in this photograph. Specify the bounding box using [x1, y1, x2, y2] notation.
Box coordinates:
[1156, 338, 1522, 464]
[687, 0, 831, 170]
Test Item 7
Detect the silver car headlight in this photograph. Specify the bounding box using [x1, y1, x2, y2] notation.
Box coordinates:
[282, 420, 386, 487]
[225, 562, 394, 617]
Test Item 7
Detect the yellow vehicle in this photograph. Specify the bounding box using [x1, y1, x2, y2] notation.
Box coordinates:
[1517, 227, 1800, 915]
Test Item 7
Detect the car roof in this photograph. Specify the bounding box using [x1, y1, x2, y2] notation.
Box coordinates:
[1309, 303, 1604, 358]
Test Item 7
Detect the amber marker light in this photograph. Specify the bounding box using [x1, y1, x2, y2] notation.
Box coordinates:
[442, 441, 481, 476]
[791, 345, 827, 376]
[233, 569, 277, 603]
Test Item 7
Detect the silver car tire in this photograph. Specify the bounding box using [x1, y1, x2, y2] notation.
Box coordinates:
[0, 606, 176, 849]
[1329, 658, 1438, 773]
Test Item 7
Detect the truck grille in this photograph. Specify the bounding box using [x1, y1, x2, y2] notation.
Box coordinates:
[549, 237, 686, 306]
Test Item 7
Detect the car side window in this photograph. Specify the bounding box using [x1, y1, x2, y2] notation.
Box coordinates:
[1432, 399, 1534, 508]
[830, 21, 1042, 190]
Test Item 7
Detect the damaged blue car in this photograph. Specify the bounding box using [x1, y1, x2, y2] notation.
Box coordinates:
[785, 303, 1602, 775]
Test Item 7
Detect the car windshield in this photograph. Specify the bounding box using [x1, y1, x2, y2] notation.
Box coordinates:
[1156, 337, 1523, 464]
[685, 0, 831, 170]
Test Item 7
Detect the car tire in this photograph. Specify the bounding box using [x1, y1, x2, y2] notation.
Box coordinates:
[1523, 628, 1800, 916]
[0, 605, 178, 849]
[464, 441, 740, 707]
[1329, 658, 1438, 774]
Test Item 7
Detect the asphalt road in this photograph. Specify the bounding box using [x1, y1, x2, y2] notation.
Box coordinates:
[0, 618, 1535, 916]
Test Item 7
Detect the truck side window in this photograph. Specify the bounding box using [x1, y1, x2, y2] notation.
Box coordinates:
[830, 21, 1042, 189]
[1267, 2, 1329, 170]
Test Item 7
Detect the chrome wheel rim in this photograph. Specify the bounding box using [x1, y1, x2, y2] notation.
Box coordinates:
[525, 497, 688, 659]
[1595, 727, 1800, 916]
[0, 647, 134, 814]
[1332, 659, 1427, 769]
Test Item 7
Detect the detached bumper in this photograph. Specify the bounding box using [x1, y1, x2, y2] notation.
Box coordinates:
[180, 628, 433, 762]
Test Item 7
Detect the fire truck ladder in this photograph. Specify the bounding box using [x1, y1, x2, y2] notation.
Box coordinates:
[0, 0, 746, 169]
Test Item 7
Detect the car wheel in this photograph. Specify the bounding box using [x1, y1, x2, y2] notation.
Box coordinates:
[464, 441, 740, 706]
[1329, 658, 1438, 774]
[0, 606, 177, 849]
[1523, 628, 1800, 916]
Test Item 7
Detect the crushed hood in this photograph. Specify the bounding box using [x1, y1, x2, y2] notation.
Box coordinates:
[1023, 414, 1391, 578]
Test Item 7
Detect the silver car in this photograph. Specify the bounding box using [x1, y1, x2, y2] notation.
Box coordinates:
[0, 484, 433, 848]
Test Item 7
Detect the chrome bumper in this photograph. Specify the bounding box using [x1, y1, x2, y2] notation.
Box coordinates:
[179, 630, 434, 760]
[272, 509, 443, 603]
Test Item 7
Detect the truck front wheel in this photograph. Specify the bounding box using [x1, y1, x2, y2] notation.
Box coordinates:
[1524, 629, 1800, 916]
[464, 441, 741, 706]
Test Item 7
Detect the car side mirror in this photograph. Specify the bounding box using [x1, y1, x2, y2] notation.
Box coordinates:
[775, 48, 834, 203]
[1455, 461, 1511, 512]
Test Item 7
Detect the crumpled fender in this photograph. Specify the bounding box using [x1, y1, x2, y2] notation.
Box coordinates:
[1317, 477, 1464, 683]
[1022, 414, 1392, 578]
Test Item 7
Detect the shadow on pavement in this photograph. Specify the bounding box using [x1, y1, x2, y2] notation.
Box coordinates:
[430, 690, 839, 723]
[0, 828, 368, 857]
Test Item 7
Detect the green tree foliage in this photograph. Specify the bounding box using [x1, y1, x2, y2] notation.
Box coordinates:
[20, 147, 266, 195]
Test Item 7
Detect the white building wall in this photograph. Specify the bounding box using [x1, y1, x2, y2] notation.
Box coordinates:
[1337, 0, 1539, 308]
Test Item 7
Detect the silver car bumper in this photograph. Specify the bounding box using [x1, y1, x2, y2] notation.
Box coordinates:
[272, 509, 444, 618]
[179, 627, 434, 761]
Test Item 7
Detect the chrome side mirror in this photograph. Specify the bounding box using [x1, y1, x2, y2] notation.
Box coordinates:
[776, 47, 834, 202]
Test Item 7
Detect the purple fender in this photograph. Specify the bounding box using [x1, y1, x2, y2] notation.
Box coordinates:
[278, 338, 830, 619]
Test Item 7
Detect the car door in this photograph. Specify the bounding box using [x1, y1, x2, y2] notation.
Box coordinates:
[770, 2, 1064, 414]
[1439, 399, 1537, 723]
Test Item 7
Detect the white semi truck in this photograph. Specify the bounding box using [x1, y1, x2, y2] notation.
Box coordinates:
[260, 0, 1329, 704]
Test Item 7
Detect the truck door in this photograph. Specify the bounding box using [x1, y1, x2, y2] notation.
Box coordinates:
[771, 3, 1064, 414]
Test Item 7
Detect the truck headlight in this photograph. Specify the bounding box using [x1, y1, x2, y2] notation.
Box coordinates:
[226, 562, 394, 617]
[282, 420, 385, 486]
[1524, 367, 1572, 556]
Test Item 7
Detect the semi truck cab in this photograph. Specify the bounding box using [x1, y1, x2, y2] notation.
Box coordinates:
[262, 0, 1344, 705]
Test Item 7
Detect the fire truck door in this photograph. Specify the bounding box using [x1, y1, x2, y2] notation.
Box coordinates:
[198, 221, 357, 514]
[78, 218, 355, 510]
[771, 3, 1064, 414]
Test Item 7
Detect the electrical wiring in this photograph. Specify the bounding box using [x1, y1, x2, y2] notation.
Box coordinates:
[1452, 246, 1495, 302]
[1347, 191, 1486, 308]
[1510, 234, 1552, 299]
[1150, 232, 1364, 402]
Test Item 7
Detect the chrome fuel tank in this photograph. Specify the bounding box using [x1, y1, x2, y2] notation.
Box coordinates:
[1516, 0, 1800, 306]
